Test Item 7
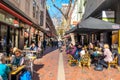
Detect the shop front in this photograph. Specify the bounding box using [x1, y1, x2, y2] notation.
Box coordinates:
[0, 9, 19, 53]
[0, 2, 32, 55]
[81, 0, 120, 50]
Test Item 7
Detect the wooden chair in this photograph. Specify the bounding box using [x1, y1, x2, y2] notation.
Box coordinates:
[80, 53, 91, 69]
[108, 56, 120, 71]
[68, 54, 78, 66]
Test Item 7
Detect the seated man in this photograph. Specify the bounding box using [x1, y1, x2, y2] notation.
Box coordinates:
[30, 42, 38, 51]
[0, 53, 10, 80]
[11, 49, 24, 66]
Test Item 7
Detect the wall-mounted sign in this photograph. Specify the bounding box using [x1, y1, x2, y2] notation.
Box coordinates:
[13, 20, 19, 27]
[112, 25, 120, 29]
[19, 22, 25, 27]
[102, 11, 115, 23]
[72, 21, 78, 25]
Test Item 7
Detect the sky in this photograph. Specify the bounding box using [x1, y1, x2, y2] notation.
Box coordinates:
[46, 0, 69, 19]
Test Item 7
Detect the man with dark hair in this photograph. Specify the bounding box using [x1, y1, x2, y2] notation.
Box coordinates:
[30, 41, 38, 51]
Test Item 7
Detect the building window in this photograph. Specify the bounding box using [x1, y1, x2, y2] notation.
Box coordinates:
[36, 10, 38, 19]
[25, 0, 30, 14]
[36, 6, 39, 19]
[41, 0, 45, 8]
[33, 0, 36, 18]
[40, 11, 43, 26]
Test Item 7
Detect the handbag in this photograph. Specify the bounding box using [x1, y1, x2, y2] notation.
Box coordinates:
[94, 64, 103, 71]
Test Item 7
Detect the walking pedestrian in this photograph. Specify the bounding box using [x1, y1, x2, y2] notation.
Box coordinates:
[43, 39, 47, 50]
[58, 40, 62, 52]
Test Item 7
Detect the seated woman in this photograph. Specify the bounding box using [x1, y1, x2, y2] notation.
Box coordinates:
[0, 53, 10, 80]
[66, 43, 77, 56]
[9, 47, 18, 57]
[73, 44, 82, 60]
[11, 49, 24, 66]
[99, 44, 113, 68]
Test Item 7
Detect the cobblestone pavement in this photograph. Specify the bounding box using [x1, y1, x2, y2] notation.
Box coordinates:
[33, 46, 59, 80]
[33, 46, 120, 80]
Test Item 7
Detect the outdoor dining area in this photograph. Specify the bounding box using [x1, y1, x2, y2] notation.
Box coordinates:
[66, 43, 120, 71]
[65, 17, 120, 71]
[0, 46, 38, 80]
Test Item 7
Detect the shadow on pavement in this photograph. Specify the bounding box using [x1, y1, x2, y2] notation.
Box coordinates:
[33, 64, 44, 80]
[42, 46, 58, 56]
[33, 46, 58, 80]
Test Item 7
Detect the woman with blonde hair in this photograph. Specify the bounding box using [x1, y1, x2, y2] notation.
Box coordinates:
[11, 49, 24, 66]
[103, 44, 113, 62]
[99, 44, 113, 68]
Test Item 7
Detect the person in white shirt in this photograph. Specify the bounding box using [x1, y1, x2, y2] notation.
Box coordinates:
[80, 47, 86, 57]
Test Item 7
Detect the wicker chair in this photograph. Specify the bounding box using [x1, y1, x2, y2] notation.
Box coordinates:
[80, 53, 91, 69]
[68, 54, 78, 66]
[108, 56, 120, 71]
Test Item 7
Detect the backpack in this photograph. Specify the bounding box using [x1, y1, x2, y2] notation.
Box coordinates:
[94, 64, 103, 71]
[20, 71, 32, 80]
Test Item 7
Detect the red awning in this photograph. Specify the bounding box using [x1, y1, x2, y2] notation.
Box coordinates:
[0, 3, 32, 25]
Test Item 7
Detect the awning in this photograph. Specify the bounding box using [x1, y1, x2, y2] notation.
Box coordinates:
[46, 10, 57, 36]
[0, 3, 32, 25]
[65, 27, 78, 34]
[32, 24, 47, 34]
[1, 0, 33, 22]
[66, 17, 120, 34]
[1, 1, 48, 34]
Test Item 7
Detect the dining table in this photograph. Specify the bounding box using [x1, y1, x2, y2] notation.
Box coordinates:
[9, 65, 26, 80]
